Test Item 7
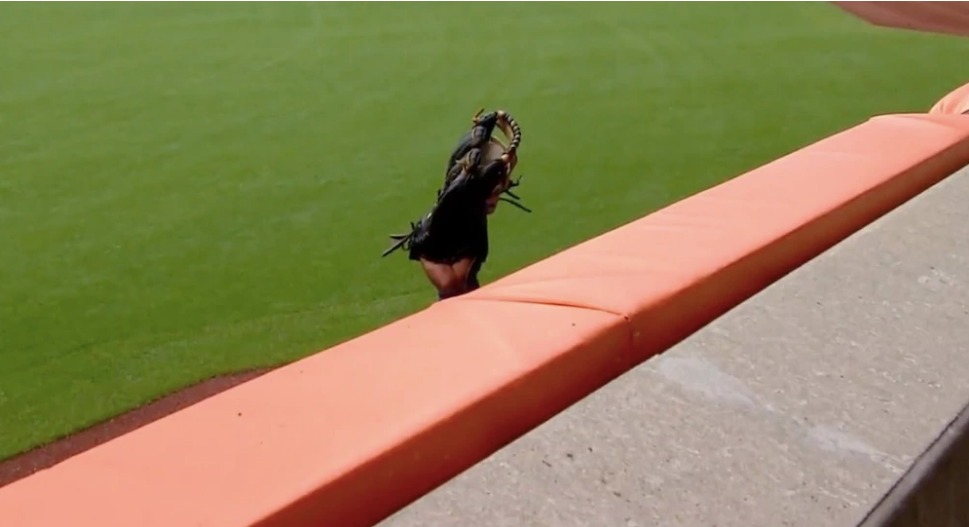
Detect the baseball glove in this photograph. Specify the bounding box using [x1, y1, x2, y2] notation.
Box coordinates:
[381, 109, 530, 263]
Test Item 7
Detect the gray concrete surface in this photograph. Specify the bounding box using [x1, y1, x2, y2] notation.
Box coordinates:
[378, 164, 969, 527]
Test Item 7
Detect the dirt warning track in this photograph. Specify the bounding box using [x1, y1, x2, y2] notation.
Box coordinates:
[0, 369, 269, 489]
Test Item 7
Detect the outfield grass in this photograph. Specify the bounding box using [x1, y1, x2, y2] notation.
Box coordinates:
[2, 2, 969, 461]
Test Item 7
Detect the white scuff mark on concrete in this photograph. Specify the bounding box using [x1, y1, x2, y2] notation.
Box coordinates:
[917, 266, 956, 292]
[655, 356, 759, 409]
[806, 424, 900, 471]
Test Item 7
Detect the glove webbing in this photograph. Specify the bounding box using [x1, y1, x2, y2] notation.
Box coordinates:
[382, 109, 530, 258]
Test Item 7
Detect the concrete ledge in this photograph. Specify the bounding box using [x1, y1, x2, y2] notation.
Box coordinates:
[380, 165, 969, 526]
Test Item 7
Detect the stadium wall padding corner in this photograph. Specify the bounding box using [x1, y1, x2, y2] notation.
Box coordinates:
[931, 79, 969, 115]
[2, 113, 969, 527]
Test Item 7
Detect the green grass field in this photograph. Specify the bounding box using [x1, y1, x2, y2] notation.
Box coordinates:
[3, 2, 969, 462]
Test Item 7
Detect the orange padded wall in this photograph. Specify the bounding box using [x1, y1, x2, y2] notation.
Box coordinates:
[2, 113, 969, 527]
